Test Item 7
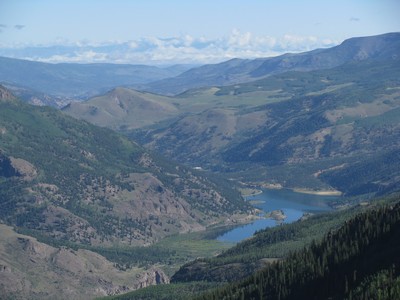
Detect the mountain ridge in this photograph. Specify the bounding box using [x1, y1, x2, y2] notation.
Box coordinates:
[139, 32, 400, 95]
[0, 56, 192, 101]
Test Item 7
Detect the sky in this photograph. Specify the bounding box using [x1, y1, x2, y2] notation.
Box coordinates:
[0, 0, 399, 64]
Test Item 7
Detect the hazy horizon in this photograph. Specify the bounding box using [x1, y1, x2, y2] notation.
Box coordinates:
[1, 0, 399, 64]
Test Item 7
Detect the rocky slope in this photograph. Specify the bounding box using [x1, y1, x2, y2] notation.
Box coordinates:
[0, 224, 169, 299]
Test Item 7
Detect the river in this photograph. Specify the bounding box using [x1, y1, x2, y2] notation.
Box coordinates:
[217, 188, 338, 243]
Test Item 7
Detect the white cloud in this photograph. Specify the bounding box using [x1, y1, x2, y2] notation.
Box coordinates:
[228, 29, 252, 48]
[0, 30, 339, 64]
[36, 51, 108, 63]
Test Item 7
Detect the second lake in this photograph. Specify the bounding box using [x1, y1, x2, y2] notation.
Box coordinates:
[217, 188, 338, 243]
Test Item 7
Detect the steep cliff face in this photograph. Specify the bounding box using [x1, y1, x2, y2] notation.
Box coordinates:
[136, 268, 170, 289]
[0, 224, 169, 299]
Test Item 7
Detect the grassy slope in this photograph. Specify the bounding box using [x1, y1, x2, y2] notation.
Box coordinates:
[63, 87, 179, 130]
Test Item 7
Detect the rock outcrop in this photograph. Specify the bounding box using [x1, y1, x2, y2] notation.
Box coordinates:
[0, 225, 170, 299]
[135, 268, 170, 289]
[0, 85, 16, 102]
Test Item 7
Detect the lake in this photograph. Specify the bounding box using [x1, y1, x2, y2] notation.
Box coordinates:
[217, 188, 338, 243]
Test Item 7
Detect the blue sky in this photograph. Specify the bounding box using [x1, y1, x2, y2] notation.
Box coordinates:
[0, 0, 399, 64]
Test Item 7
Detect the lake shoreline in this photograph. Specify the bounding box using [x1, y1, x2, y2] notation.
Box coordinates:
[218, 188, 337, 243]
[292, 188, 342, 196]
[240, 188, 263, 197]
[242, 183, 343, 197]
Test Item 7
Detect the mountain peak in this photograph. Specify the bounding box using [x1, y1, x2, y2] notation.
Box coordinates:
[334, 32, 400, 61]
[341, 32, 400, 45]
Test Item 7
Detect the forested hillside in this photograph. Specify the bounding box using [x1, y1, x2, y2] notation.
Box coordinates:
[199, 197, 400, 300]
[172, 208, 360, 283]
[0, 85, 249, 248]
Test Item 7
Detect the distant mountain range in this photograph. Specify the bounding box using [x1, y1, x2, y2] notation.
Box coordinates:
[0, 57, 193, 103]
[139, 32, 400, 95]
[1, 33, 399, 106]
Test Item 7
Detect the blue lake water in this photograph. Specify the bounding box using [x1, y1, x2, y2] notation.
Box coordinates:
[217, 189, 338, 243]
